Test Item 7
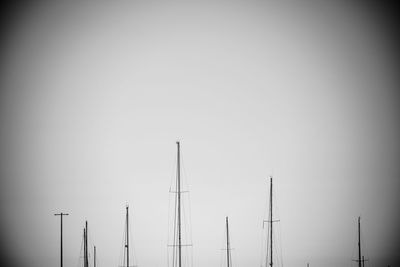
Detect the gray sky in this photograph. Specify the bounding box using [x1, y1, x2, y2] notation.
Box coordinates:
[0, 1, 399, 267]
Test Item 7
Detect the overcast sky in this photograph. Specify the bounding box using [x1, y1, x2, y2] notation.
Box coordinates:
[0, 1, 399, 267]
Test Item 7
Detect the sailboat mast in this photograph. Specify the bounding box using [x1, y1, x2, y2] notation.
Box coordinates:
[85, 221, 89, 267]
[54, 212, 69, 267]
[126, 206, 129, 267]
[358, 217, 361, 267]
[269, 177, 273, 267]
[94, 246, 96, 267]
[226, 216, 231, 267]
[177, 141, 182, 267]
[83, 229, 86, 267]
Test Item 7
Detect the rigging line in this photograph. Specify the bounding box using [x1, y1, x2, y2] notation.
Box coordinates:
[229, 224, 233, 267]
[259, 227, 265, 267]
[273, 232, 279, 267]
[221, 221, 227, 267]
[76, 229, 84, 267]
[278, 222, 284, 267]
[361, 228, 370, 267]
[181, 152, 191, 195]
[123, 216, 127, 267]
[180, 181, 193, 267]
[351, 219, 358, 266]
[181, 149, 194, 267]
[266, 209, 271, 267]
[128, 208, 138, 267]
[167, 143, 178, 266]
[172, 166, 179, 267]
[181, 203, 188, 267]
[166, 172, 174, 267]
[118, 215, 126, 267]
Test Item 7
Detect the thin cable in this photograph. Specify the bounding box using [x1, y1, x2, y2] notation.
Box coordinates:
[76, 231, 84, 267]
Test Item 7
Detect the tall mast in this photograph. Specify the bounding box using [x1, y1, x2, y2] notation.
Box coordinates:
[83, 229, 86, 267]
[358, 217, 361, 267]
[269, 177, 273, 267]
[94, 246, 96, 267]
[54, 212, 69, 267]
[126, 205, 129, 267]
[177, 141, 182, 267]
[85, 221, 89, 267]
[226, 216, 231, 267]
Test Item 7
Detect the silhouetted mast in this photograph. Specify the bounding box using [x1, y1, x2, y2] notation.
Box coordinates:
[94, 246, 96, 267]
[83, 229, 86, 267]
[84, 221, 89, 267]
[177, 141, 182, 267]
[54, 212, 69, 267]
[358, 217, 361, 267]
[226, 216, 231, 267]
[353, 216, 368, 267]
[263, 176, 278, 267]
[269, 177, 273, 267]
[126, 205, 129, 267]
[169, 141, 193, 267]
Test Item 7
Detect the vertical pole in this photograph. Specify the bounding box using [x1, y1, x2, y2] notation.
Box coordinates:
[358, 217, 361, 267]
[126, 206, 129, 267]
[85, 221, 89, 267]
[362, 256, 365, 267]
[54, 213, 69, 267]
[177, 141, 181, 267]
[83, 229, 87, 267]
[226, 216, 230, 267]
[270, 177, 273, 267]
[307, 263, 309, 267]
[61, 214, 63, 267]
[94, 246, 96, 267]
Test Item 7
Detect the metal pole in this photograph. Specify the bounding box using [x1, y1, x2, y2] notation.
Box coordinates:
[126, 205, 129, 267]
[226, 216, 230, 267]
[177, 141, 181, 267]
[94, 246, 96, 267]
[270, 177, 273, 267]
[83, 228, 87, 267]
[85, 221, 89, 267]
[358, 217, 361, 267]
[54, 212, 69, 267]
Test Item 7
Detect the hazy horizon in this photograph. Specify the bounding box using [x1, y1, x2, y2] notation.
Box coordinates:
[0, 1, 399, 267]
